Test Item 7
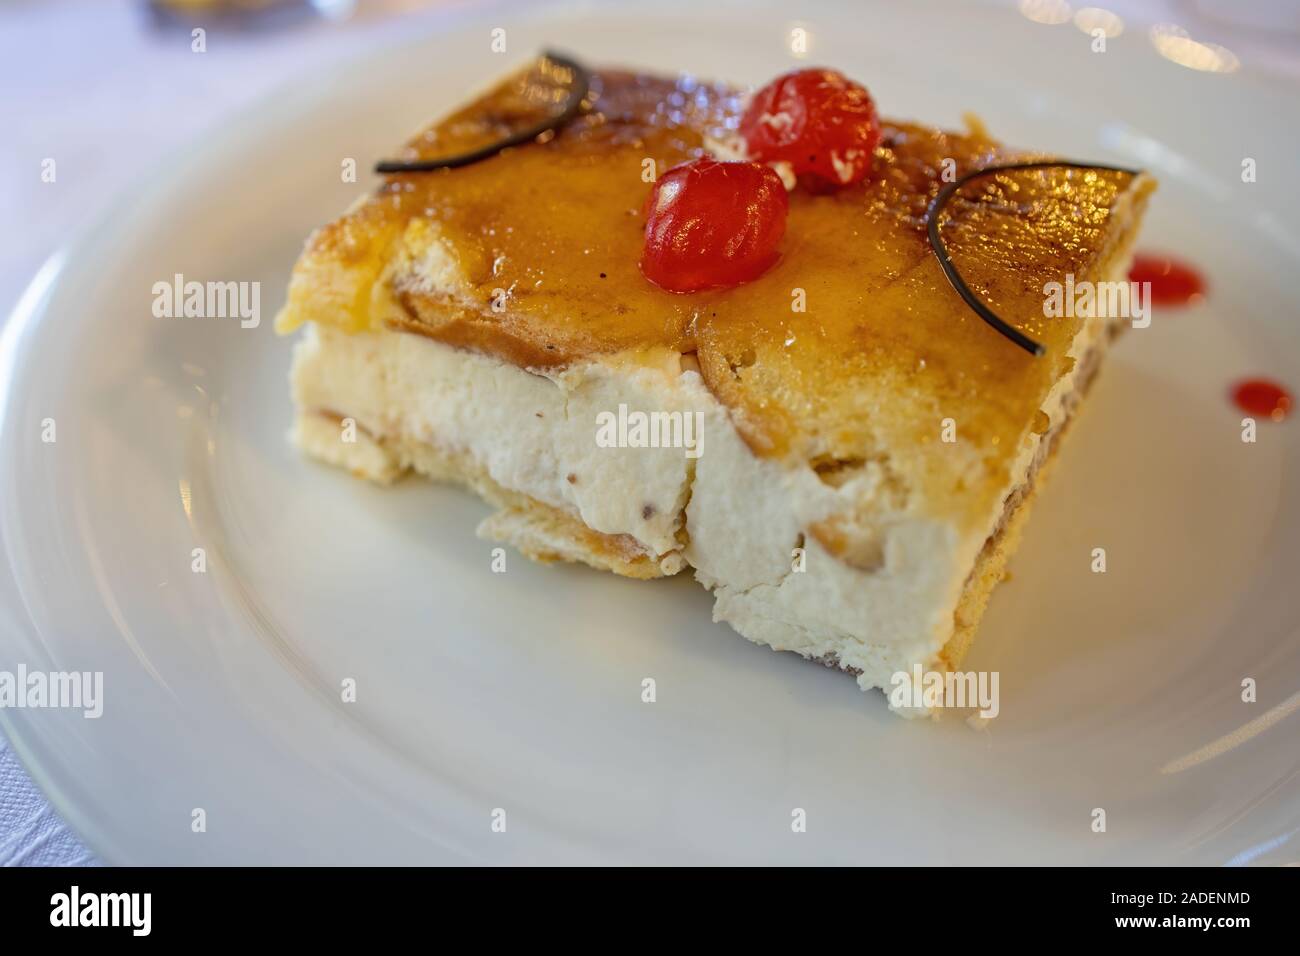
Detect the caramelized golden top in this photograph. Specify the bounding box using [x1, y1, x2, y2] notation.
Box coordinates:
[280, 60, 1154, 527]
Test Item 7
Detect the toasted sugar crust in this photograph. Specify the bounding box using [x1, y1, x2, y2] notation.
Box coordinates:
[278, 62, 1154, 537]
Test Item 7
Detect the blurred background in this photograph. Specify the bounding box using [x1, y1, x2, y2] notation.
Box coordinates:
[1, 0, 1298, 865]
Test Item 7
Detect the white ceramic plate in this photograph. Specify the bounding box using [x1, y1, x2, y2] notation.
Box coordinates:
[3, 0, 1298, 864]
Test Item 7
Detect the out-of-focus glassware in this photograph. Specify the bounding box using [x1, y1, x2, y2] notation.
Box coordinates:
[146, 0, 358, 29]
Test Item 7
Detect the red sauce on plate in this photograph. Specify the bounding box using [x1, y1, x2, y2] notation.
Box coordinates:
[1129, 253, 1205, 307]
[1231, 379, 1292, 422]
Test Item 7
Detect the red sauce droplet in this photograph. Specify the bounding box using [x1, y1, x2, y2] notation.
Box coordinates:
[1129, 253, 1206, 307]
[1231, 379, 1292, 422]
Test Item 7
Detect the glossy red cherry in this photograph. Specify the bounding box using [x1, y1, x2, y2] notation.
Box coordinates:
[639, 158, 788, 293]
[739, 68, 881, 187]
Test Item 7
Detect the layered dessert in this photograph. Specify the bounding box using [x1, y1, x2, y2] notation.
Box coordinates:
[276, 55, 1155, 713]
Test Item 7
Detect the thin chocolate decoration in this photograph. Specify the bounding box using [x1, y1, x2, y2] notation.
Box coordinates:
[374, 51, 590, 174]
[925, 160, 1143, 357]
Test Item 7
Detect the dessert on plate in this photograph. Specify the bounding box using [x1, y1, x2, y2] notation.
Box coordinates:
[276, 53, 1155, 714]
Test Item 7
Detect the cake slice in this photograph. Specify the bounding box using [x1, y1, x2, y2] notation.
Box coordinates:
[276, 56, 1155, 714]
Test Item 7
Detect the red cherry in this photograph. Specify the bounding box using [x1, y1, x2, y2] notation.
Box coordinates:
[639, 159, 788, 293]
[739, 68, 881, 187]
